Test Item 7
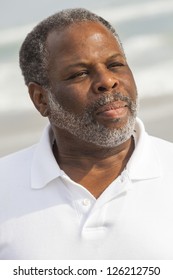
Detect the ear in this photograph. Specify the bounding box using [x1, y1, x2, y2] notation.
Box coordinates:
[28, 82, 49, 117]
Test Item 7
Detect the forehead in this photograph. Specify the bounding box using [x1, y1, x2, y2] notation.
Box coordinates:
[46, 21, 123, 65]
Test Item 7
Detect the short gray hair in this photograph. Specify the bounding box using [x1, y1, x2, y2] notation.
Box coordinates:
[19, 8, 123, 88]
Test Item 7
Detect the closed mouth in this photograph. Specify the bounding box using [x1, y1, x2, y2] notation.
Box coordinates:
[95, 101, 128, 115]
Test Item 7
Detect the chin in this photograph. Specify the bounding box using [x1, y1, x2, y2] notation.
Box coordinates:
[99, 116, 130, 130]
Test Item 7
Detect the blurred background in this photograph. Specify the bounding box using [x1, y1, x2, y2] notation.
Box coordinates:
[0, 0, 173, 156]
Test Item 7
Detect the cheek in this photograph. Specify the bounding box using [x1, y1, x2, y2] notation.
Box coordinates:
[121, 71, 137, 99]
[52, 83, 88, 114]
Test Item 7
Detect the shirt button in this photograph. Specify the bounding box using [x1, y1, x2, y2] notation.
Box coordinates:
[120, 174, 127, 183]
[82, 198, 90, 206]
[120, 176, 125, 183]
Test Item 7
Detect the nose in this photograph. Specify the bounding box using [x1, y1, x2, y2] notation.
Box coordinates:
[92, 68, 119, 94]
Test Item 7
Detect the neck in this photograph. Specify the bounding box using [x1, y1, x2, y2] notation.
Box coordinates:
[52, 127, 135, 198]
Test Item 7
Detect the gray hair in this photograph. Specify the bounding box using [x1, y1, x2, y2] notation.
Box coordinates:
[19, 8, 123, 88]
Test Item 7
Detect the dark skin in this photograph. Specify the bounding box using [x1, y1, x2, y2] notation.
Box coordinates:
[28, 21, 137, 198]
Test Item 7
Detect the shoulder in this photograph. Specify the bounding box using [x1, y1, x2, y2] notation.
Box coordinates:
[0, 145, 36, 170]
[0, 145, 36, 190]
[0, 145, 37, 223]
[137, 118, 173, 153]
[148, 135, 173, 174]
[149, 135, 173, 154]
[0, 125, 52, 172]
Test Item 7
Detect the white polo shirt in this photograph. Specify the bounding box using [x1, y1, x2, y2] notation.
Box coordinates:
[0, 118, 173, 260]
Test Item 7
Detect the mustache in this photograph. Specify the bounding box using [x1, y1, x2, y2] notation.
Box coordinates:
[86, 92, 137, 113]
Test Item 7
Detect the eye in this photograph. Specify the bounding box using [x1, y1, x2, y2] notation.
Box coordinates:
[68, 70, 89, 80]
[108, 62, 125, 69]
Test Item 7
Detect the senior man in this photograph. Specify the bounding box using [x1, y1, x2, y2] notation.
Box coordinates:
[0, 8, 173, 259]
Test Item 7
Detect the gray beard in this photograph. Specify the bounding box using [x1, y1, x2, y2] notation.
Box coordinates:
[47, 92, 138, 148]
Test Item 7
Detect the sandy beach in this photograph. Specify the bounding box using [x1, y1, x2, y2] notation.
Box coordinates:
[1, 94, 173, 157]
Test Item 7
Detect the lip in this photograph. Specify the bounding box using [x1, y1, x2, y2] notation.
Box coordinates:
[94, 101, 129, 121]
[95, 101, 128, 114]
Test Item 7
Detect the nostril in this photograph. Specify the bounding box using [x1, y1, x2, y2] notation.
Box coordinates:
[98, 82, 117, 92]
[112, 82, 117, 88]
[98, 86, 107, 92]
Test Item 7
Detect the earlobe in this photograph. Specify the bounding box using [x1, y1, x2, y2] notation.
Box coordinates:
[28, 82, 49, 117]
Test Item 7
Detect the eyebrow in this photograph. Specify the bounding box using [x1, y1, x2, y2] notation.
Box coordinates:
[107, 54, 125, 60]
[65, 62, 88, 70]
[63, 53, 125, 71]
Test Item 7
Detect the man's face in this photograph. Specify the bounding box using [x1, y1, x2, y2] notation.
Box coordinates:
[46, 21, 138, 147]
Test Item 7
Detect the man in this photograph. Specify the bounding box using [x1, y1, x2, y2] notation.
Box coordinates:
[0, 8, 173, 260]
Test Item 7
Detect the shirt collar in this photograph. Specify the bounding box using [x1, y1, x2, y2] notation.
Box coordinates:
[31, 125, 62, 189]
[31, 118, 161, 189]
[127, 118, 162, 180]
